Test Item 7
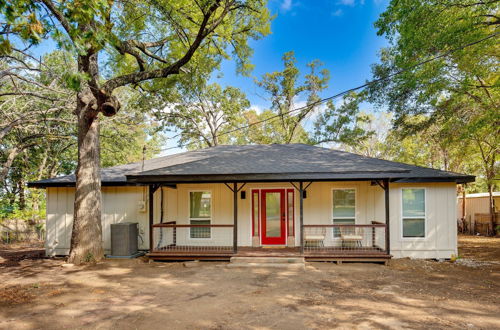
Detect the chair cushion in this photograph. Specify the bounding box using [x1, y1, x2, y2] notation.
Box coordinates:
[305, 235, 325, 240]
[341, 235, 363, 240]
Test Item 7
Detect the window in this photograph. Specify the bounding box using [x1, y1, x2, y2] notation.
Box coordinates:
[189, 191, 211, 238]
[252, 190, 259, 237]
[402, 188, 425, 238]
[287, 189, 294, 237]
[332, 189, 356, 237]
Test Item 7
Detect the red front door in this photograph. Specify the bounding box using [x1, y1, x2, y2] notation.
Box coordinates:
[261, 189, 286, 245]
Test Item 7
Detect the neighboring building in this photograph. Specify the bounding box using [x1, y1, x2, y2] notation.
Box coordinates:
[457, 192, 500, 235]
[29, 144, 474, 261]
[457, 192, 500, 220]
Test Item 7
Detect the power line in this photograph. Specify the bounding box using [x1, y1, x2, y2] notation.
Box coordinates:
[159, 32, 499, 152]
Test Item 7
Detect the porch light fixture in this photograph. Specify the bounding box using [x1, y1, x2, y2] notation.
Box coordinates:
[240, 191, 246, 199]
[302, 191, 307, 199]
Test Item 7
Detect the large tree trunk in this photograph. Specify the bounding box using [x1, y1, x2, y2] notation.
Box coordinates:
[68, 53, 104, 264]
[68, 95, 103, 264]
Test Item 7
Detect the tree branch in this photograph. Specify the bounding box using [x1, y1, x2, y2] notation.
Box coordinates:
[37, 0, 74, 40]
[102, 0, 222, 93]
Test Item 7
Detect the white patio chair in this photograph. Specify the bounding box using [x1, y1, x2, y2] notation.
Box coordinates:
[304, 227, 326, 247]
[340, 226, 363, 248]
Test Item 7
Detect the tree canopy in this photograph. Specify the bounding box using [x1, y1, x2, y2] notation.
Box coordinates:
[368, 0, 499, 232]
[1, 0, 272, 263]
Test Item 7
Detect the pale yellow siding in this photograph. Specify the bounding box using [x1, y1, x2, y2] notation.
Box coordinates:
[45, 186, 149, 256]
[389, 182, 457, 259]
[45, 181, 458, 258]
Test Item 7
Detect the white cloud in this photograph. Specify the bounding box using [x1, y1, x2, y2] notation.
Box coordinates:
[336, 0, 367, 6]
[281, 0, 293, 11]
[338, 0, 355, 6]
[291, 96, 327, 121]
[250, 104, 264, 114]
[331, 9, 343, 16]
[161, 103, 176, 114]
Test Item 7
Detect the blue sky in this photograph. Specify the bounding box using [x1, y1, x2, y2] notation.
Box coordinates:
[23, 0, 390, 153]
[212, 0, 389, 111]
[158, 0, 390, 153]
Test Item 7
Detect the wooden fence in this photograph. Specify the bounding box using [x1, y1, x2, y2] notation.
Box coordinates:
[0, 219, 45, 243]
[458, 213, 499, 235]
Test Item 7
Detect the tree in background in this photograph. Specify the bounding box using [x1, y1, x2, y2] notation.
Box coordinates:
[1, 0, 271, 263]
[340, 112, 392, 159]
[254, 51, 329, 144]
[1, 50, 163, 228]
[156, 83, 250, 148]
[0, 50, 75, 183]
[368, 0, 499, 234]
[243, 108, 310, 144]
[251, 51, 370, 146]
[155, 50, 369, 148]
[312, 92, 372, 147]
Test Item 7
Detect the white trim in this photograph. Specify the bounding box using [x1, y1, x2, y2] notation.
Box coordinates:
[188, 189, 213, 240]
[400, 187, 427, 240]
[250, 187, 290, 246]
[331, 188, 357, 238]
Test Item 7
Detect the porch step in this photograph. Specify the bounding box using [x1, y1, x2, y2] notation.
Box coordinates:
[228, 257, 305, 269]
[227, 262, 305, 269]
[230, 256, 305, 264]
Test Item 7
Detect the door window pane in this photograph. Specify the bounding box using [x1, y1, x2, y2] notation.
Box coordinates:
[265, 192, 281, 238]
[252, 191, 259, 236]
[333, 189, 355, 217]
[287, 190, 294, 237]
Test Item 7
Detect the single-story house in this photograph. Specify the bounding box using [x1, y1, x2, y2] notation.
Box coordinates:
[29, 144, 474, 261]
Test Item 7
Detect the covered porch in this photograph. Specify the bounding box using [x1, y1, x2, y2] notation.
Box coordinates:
[143, 180, 392, 263]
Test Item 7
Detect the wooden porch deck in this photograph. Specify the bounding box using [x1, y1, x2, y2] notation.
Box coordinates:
[147, 246, 391, 263]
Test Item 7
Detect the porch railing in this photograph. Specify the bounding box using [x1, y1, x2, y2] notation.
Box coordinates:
[151, 222, 387, 257]
[302, 222, 387, 255]
[151, 222, 234, 254]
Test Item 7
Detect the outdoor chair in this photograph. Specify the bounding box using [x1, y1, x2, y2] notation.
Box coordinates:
[304, 227, 326, 248]
[340, 226, 363, 248]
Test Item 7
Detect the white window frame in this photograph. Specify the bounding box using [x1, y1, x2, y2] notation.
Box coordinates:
[188, 190, 213, 240]
[331, 188, 357, 238]
[400, 188, 427, 239]
[248, 187, 290, 246]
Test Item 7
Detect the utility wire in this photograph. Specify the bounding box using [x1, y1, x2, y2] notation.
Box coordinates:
[159, 32, 499, 152]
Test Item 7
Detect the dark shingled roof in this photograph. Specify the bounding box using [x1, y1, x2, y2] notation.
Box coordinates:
[28, 144, 475, 187]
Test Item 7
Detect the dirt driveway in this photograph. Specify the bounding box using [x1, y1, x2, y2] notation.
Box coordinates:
[1, 236, 499, 329]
